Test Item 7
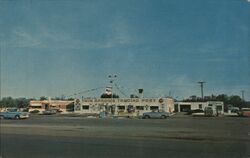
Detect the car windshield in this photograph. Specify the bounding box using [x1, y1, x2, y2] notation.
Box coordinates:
[7, 108, 18, 112]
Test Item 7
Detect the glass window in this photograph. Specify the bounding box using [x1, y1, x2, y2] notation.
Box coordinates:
[150, 106, 159, 111]
[82, 106, 89, 110]
[7, 108, 18, 112]
[31, 106, 42, 109]
[117, 106, 125, 110]
[136, 106, 144, 110]
[216, 106, 222, 111]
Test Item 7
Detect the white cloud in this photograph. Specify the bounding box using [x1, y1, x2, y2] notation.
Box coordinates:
[9, 29, 42, 48]
[104, 16, 133, 48]
[5, 20, 134, 50]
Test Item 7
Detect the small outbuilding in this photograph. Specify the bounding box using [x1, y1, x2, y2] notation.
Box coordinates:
[174, 101, 224, 114]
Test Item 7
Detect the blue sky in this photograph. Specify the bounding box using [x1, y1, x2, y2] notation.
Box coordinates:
[0, 0, 249, 100]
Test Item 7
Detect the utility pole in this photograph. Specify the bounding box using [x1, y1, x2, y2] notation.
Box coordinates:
[197, 81, 206, 100]
[241, 90, 245, 101]
[0, 39, 1, 103]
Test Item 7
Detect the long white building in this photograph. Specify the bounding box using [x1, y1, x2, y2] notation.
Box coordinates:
[74, 97, 174, 117]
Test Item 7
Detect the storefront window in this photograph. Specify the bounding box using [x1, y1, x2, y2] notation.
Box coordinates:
[136, 106, 144, 110]
[82, 106, 89, 110]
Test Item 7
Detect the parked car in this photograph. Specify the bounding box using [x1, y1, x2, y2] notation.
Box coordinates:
[0, 109, 29, 119]
[192, 112, 205, 117]
[230, 107, 240, 113]
[42, 109, 57, 115]
[187, 109, 204, 115]
[189, 109, 205, 117]
[238, 108, 250, 117]
[204, 107, 217, 116]
[142, 111, 170, 119]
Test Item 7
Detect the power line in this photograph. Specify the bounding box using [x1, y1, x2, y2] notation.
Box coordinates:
[114, 83, 128, 97]
[66, 86, 105, 98]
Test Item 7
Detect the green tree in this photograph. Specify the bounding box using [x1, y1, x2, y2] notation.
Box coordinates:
[130, 94, 139, 98]
[40, 96, 47, 101]
[229, 95, 243, 108]
[0, 97, 15, 107]
[0, 97, 31, 108]
[15, 98, 30, 108]
[216, 94, 229, 102]
[100, 93, 119, 98]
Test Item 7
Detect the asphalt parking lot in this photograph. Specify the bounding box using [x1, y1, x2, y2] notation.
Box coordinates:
[0, 114, 250, 158]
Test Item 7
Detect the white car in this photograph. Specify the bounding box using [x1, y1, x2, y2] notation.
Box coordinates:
[190, 109, 205, 117]
[192, 112, 205, 117]
[142, 111, 170, 119]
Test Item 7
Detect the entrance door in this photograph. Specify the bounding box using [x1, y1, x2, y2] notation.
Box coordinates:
[180, 105, 191, 112]
[174, 104, 179, 112]
[45, 104, 49, 110]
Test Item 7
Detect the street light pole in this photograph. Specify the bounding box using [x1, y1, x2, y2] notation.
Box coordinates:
[197, 81, 206, 100]
[108, 74, 117, 98]
[108, 74, 117, 115]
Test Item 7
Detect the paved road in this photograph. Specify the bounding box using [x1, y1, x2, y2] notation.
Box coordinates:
[0, 115, 250, 158]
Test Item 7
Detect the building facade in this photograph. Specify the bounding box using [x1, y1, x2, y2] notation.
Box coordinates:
[74, 97, 174, 116]
[29, 100, 73, 113]
[174, 101, 224, 114]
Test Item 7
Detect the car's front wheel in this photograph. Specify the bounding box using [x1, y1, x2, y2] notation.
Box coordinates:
[15, 115, 20, 119]
[0, 115, 4, 119]
[144, 115, 150, 119]
[160, 115, 167, 119]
